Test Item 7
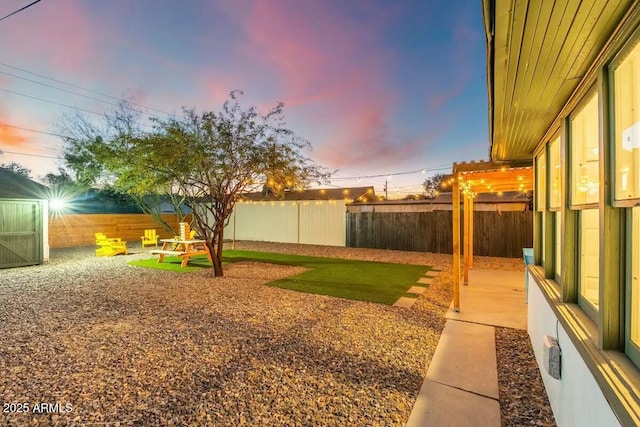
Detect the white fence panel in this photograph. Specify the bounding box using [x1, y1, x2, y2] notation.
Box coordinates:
[226, 201, 298, 243]
[299, 200, 345, 246]
[224, 200, 346, 247]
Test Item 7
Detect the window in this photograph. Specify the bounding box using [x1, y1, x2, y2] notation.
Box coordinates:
[548, 136, 562, 279]
[613, 41, 640, 201]
[536, 151, 547, 267]
[570, 91, 601, 320]
[629, 207, 640, 365]
[570, 93, 599, 205]
[536, 151, 546, 211]
[580, 209, 599, 314]
[555, 211, 562, 280]
[549, 136, 562, 209]
[541, 211, 546, 267]
[614, 35, 640, 368]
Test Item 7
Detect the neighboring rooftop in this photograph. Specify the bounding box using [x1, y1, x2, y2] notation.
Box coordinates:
[0, 168, 49, 200]
[240, 186, 375, 202]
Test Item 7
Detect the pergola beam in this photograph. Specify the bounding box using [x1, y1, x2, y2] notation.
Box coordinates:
[469, 194, 474, 268]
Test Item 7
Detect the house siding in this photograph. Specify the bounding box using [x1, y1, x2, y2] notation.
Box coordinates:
[528, 272, 621, 427]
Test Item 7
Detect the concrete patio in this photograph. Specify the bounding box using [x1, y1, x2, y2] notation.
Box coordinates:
[406, 268, 528, 426]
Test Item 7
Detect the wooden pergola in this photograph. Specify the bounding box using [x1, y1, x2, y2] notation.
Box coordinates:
[449, 160, 534, 312]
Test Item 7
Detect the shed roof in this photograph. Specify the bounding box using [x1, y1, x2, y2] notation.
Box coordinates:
[0, 169, 49, 200]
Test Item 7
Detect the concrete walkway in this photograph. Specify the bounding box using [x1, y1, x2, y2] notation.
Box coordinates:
[406, 268, 527, 427]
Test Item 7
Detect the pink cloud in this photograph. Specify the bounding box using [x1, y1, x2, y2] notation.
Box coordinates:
[312, 101, 424, 169]
[241, 1, 394, 105]
[0, 123, 28, 148]
[0, 99, 28, 148]
[201, 80, 243, 110]
[196, 1, 411, 169]
[0, 89, 64, 165]
[0, 0, 100, 75]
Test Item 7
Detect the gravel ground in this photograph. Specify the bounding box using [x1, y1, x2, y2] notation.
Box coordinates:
[496, 328, 556, 426]
[0, 242, 554, 426]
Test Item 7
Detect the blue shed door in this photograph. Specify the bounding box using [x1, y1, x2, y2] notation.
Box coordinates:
[0, 199, 43, 269]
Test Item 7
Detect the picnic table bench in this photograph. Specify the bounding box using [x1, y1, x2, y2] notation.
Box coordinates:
[150, 238, 212, 267]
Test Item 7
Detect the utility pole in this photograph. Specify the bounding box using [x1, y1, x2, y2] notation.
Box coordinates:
[384, 180, 388, 200]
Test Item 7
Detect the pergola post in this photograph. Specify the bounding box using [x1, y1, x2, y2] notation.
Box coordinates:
[463, 190, 470, 285]
[469, 194, 474, 269]
[452, 176, 461, 312]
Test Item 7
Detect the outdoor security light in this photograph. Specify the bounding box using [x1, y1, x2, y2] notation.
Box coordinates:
[49, 198, 66, 212]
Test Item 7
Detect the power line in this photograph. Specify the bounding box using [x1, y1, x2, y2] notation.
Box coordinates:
[0, 70, 129, 111]
[0, 61, 175, 118]
[0, 87, 156, 130]
[0, 87, 105, 117]
[330, 165, 451, 181]
[0, 148, 60, 160]
[0, 69, 172, 122]
[0, 0, 42, 22]
[0, 122, 66, 138]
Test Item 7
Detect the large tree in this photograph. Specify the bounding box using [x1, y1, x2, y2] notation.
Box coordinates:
[60, 92, 329, 276]
[59, 103, 191, 231]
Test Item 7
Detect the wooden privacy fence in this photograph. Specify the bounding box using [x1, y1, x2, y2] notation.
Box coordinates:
[49, 211, 532, 257]
[346, 210, 533, 258]
[49, 214, 185, 248]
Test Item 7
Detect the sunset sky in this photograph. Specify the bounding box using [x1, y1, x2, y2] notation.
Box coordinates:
[0, 0, 488, 197]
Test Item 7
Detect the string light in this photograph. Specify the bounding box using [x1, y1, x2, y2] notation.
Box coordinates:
[329, 165, 450, 181]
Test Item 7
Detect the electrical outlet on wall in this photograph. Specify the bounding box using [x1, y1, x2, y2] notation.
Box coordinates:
[543, 335, 562, 380]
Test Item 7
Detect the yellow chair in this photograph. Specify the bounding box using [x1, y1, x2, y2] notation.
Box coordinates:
[95, 233, 128, 257]
[141, 229, 159, 247]
[95, 232, 123, 243]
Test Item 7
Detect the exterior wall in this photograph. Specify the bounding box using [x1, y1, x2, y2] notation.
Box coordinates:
[527, 272, 620, 427]
[224, 200, 346, 247]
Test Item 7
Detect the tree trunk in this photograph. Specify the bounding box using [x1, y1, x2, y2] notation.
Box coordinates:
[209, 223, 225, 277]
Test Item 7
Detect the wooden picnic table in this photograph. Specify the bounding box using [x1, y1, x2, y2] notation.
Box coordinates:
[150, 238, 213, 267]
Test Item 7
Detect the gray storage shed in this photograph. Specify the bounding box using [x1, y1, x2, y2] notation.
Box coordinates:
[0, 169, 50, 268]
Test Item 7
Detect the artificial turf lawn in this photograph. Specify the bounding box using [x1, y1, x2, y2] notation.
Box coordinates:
[129, 250, 432, 305]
